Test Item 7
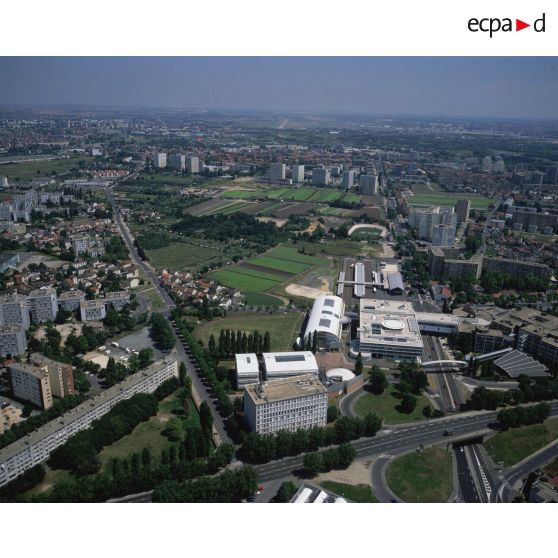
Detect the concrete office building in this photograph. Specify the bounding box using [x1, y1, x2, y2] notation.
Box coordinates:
[153, 152, 167, 168]
[168, 153, 186, 172]
[58, 290, 85, 312]
[342, 170, 355, 189]
[0, 325, 27, 357]
[292, 164, 305, 183]
[80, 300, 106, 322]
[187, 156, 200, 174]
[360, 174, 379, 195]
[28, 288, 58, 323]
[270, 163, 286, 181]
[455, 199, 471, 224]
[0, 293, 30, 330]
[72, 235, 105, 258]
[0, 355, 178, 487]
[243, 374, 328, 435]
[303, 295, 345, 351]
[312, 167, 330, 186]
[8, 362, 53, 410]
[235, 353, 260, 387]
[263, 351, 319, 380]
[104, 291, 130, 310]
[0, 176, 8, 189]
[30, 353, 75, 398]
[357, 299, 423, 360]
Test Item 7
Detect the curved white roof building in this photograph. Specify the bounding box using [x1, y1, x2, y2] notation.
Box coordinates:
[304, 295, 345, 351]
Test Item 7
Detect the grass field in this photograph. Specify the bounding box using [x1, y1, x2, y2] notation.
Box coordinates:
[249, 256, 309, 274]
[134, 284, 165, 310]
[407, 193, 495, 209]
[244, 292, 284, 307]
[354, 385, 431, 424]
[99, 393, 200, 469]
[0, 156, 95, 181]
[209, 268, 284, 292]
[146, 242, 224, 272]
[194, 312, 304, 351]
[318, 481, 379, 503]
[291, 239, 380, 258]
[386, 447, 453, 503]
[485, 418, 558, 467]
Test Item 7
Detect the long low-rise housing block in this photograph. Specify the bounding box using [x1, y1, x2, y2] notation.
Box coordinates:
[0, 354, 178, 487]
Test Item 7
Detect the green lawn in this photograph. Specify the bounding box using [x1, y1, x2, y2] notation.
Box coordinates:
[485, 418, 558, 467]
[354, 385, 431, 424]
[264, 246, 329, 266]
[386, 447, 453, 503]
[134, 284, 165, 310]
[99, 393, 200, 469]
[319, 481, 379, 503]
[194, 312, 304, 351]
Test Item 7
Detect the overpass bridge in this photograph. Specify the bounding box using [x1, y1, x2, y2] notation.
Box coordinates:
[421, 360, 469, 373]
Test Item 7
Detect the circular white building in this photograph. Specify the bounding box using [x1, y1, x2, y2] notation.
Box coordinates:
[325, 368, 355, 382]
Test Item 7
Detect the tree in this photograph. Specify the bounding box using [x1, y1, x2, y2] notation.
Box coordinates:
[327, 405, 340, 423]
[164, 417, 184, 441]
[369, 366, 388, 395]
[179, 362, 187, 386]
[273, 480, 297, 503]
[337, 443, 356, 468]
[199, 401, 213, 433]
[399, 393, 417, 414]
[422, 405, 432, 419]
[355, 352, 363, 375]
[138, 348, 154, 369]
[303, 452, 322, 476]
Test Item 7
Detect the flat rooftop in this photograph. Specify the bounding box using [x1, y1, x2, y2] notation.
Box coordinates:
[262, 351, 318, 373]
[9, 362, 48, 379]
[245, 374, 326, 405]
[235, 353, 259, 374]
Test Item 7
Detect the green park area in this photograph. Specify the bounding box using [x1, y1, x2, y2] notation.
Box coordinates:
[194, 312, 304, 352]
[98, 392, 200, 469]
[386, 447, 453, 503]
[319, 481, 379, 503]
[354, 385, 431, 424]
[485, 418, 558, 467]
[145, 241, 225, 273]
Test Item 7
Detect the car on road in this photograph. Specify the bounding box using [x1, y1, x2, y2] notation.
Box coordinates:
[444, 429, 456, 436]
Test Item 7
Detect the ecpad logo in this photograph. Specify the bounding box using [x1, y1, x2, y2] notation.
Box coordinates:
[468, 13, 546, 37]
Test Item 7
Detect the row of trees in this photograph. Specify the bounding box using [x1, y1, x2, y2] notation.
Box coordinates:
[481, 270, 550, 293]
[302, 443, 357, 476]
[468, 375, 558, 411]
[238, 414, 382, 464]
[49, 393, 159, 476]
[173, 312, 234, 417]
[497, 403, 551, 430]
[26, 442, 235, 503]
[152, 466, 258, 503]
[208, 329, 271, 359]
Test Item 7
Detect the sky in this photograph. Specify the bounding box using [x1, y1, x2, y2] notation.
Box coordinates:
[1, 57, 557, 118]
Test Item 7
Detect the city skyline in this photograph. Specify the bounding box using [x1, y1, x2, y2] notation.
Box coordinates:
[1, 57, 557, 119]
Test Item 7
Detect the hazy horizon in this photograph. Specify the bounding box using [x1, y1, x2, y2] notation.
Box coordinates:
[1, 57, 557, 119]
